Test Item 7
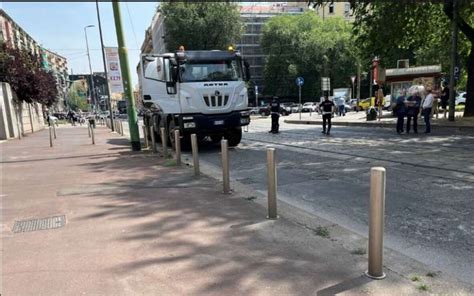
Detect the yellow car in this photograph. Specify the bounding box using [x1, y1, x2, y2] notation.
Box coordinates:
[355, 98, 373, 111]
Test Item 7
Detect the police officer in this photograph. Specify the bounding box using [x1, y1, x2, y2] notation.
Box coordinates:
[269, 96, 280, 134]
[319, 95, 335, 135]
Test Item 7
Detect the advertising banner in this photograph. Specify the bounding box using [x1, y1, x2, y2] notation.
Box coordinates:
[104, 47, 124, 94]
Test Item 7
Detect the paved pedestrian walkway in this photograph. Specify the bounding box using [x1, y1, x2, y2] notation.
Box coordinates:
[1, 125, 472, 295]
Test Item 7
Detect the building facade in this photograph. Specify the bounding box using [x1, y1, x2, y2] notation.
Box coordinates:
[0, 9, 69, 112]
[312, 1, 354, 21]
[238, 3, 307, 99]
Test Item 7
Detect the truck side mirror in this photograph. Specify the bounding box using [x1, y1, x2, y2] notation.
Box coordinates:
[244, 60, 250, 82]
[166, 81, 177, 95]
[171, 65, 179, 82]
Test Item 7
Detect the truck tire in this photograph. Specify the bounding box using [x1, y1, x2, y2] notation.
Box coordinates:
[210, 135, 223, 143]
[225, 128, 242, 147]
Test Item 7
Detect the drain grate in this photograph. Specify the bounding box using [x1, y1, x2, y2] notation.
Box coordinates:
[12, 215, 66, 233]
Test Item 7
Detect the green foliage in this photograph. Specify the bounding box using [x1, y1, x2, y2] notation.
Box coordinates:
[67, 83, 89, 111]
[160, 2, 244, 51]
[261, 13, 357, 99]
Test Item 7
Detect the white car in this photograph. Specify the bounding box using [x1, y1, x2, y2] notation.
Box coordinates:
[301, 102, 318, 112]
[456, 92, 466, 105]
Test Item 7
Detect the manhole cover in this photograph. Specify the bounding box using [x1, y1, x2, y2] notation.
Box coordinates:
[12, 215, 66, 233]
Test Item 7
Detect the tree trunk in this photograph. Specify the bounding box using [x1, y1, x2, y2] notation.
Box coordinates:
[463, 43, 474, 117]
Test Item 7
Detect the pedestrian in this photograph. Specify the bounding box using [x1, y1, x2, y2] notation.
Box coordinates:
[432, 88, 440, 119]
[376, 88, 384, 121]
[336, 97, 345, 116]
[269, 96, 280, 134]
[440, 82, 450, 118]
[422, 88, 434, 134]
[319, 95, 335, 135]
[406, 91, 421, 134]
[394, 89, 407, 134]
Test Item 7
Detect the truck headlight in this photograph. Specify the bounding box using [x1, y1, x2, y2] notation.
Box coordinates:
[183, 116, 194, 120]
[240, 117, 250, 124]
[240, 111, 250, 117]
[184, 122, 196, 129]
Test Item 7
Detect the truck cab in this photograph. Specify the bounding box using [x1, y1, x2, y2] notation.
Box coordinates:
[140, 50, 250, 146]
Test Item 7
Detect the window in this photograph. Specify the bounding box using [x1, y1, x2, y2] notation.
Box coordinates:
[180, 59, 243, 82]
[344, 3, 350, 16]
[329, 2, 334, 14]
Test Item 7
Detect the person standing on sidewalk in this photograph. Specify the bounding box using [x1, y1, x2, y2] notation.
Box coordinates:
[394, 89, 407, 134]
[336, 97, 345, 116]
[440, 82, 450, 118]
[376, 88, 384, 121]
[406, 91, 421, 134]
[269, 96, 280, 134]
[319, 95, 335, 135]
[422, 88, 434, 134]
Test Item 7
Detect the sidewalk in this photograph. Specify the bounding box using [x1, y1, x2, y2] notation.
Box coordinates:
[1, 125, 472, 295]
[284, 111, 474, 131]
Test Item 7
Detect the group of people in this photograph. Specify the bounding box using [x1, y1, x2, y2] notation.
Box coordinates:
[67, 110, 85, 126]
[394, 85, 436, 134]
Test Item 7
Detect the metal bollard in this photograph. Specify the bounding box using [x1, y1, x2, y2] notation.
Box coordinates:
[161, 127, 168, 158]
[365, 167, 386, 280]
[174, 129, 181, 166]
[120, 120, 124, 136]
[88, 123, 91, 138]
[221, 139, 230, 193]
[150, 126, 157, 153]
[143, 126, 149, 148]
[49, 126, 53, 147]
[191, 134, 200, 176]
[267, 148, 278, 219]
[90, 124, 95, 145]
[52, 123, 57, 139]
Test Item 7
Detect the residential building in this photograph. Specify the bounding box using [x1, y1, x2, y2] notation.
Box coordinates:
[238, 3, 307, 99]
[0, 9, 69, 112]
[312, 1, 354, 21]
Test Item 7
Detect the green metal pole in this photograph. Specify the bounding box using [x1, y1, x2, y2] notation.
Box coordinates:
[112, 1, 141, 151]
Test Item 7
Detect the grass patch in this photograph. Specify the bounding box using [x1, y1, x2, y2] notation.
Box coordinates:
[417, 284, 429, 292]
[163, 159, 177, 167]
[351, 248, 366, 255]
[245, 196, 257, 201]
[314, 226, 330, 238]
[411, 275, 421, 282]
[426, 272, 436, 278]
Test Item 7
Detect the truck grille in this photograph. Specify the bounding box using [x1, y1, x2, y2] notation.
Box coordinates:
[203, 94, 230, 107]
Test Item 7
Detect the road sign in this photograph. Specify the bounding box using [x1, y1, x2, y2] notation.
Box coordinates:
[321, 77, 331, 91]
[454, 66, 461, 81]
[351, 76, 356, 84]
[296, 77, 304, 87]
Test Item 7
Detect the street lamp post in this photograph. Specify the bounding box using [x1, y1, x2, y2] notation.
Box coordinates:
[96, 0, 115, 131]
[84, 25, 97, 112]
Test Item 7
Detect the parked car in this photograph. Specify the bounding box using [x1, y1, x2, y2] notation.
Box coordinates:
[456, 92, 466, 105]
[290, 103, 302, 113]
[301, 102, 318, 112]
[354, 98, 372, 111]
[258, 104, 292, 116]
[249, 107, 260, 115]
[280, 103, 293, 116]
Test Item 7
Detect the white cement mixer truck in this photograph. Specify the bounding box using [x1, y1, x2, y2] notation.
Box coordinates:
[139, 49, 251, 147]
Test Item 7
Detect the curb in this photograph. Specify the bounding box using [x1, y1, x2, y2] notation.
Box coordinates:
[284, 119, 474, 131]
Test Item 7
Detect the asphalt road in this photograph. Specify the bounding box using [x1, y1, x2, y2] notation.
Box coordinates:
[196, 117, 474, 285]
[121, 116, 474, 284]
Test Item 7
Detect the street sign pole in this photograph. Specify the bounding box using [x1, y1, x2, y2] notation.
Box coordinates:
[299, 85, 302, 120]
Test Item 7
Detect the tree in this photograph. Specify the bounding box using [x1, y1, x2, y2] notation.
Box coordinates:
[160, 2, 244, 51]
[261, 13, 357, 99]
[309, 0, 474, 116]
[0, 45, 58, 107]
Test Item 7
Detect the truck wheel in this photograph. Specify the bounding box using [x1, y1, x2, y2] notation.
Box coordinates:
[225, 128, 242, 147]
[210, 135, 223, 143]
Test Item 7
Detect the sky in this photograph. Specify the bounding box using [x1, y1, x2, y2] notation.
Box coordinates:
[2, 2, 157, 87]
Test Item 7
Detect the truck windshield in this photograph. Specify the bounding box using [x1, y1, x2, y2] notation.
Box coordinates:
[180, 59, 242, 82]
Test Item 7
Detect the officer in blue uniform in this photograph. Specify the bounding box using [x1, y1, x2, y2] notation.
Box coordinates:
[269, 96, 280, 134]
[319, 95, 335, 135]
